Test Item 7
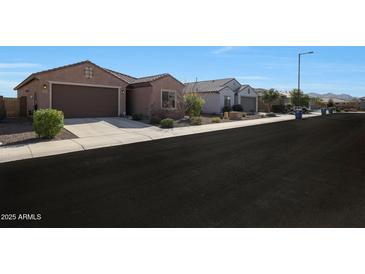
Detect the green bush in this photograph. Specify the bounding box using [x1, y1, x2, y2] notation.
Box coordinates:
[190, 116, 202, 125]
[150, 116, 161, 124]
[184, 92, 205, 117]
[33, 109, 64, 138]
[222, 105, 232, 113]
[211, 117, 221, 123]
[160, 118, 174, 128]
[232, 104, 243, 111]
[132, 113, 143, 121]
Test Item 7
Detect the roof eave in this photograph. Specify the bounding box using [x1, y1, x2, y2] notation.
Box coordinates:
[14, 75, 37, 90]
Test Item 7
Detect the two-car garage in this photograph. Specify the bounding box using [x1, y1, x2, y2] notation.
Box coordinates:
[51, 83, 119, 118]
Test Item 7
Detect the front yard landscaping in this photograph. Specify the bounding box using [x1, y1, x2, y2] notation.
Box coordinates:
[133, 112, 267, 128]
[0, 117, 76, 146]
[171, 113, 265, 127]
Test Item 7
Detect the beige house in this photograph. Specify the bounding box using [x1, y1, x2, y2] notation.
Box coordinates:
[184, 78, 258, 114]
[14, 60, 185, 119]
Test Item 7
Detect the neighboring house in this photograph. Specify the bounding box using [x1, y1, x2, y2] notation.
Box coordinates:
[360, 97, 365, 111]
[184, 78, 257, 114]
[236, 85, 258, 112]
[14, 60, 184, 119]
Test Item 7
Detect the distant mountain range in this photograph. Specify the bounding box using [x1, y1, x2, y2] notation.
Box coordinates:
[255, 89, 358, 101]
[306, 93, 357, 101]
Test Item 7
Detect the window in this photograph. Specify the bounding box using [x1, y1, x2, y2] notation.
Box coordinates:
[84, 67, 93, 79]
[161, 90, 176, 109]
[224, 96, 231, 107]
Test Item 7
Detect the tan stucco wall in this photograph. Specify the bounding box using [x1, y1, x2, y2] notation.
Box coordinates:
[17, 79, 45, 114]
[150, 76, 185, 119]
[126, 75, 185, 119]
[16, 62, 128, 115]
[126, 85, 153, 116]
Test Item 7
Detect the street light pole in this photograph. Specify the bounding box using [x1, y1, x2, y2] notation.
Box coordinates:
[298, 53, 301, 108]
[297, 51, 314, 109]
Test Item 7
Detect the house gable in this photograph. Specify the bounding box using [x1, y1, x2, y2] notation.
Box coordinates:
[14, 60, 130, 90]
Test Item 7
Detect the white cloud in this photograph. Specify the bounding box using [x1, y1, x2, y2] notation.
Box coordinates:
[212, 46, 234, 55]
[0, 62, 41, 69]
[236, 75, 271, 81]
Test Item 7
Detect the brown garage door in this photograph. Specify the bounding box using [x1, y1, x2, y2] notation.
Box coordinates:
[52, 84, 118, 118]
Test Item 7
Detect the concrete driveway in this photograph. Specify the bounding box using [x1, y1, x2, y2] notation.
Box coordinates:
[64, 117, 173, 149]
[64, 117, 157, 138]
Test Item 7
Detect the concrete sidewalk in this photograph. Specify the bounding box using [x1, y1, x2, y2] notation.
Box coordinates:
[0, 113, 321, 163]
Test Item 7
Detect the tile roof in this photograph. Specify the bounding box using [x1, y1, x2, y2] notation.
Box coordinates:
[104, 68, 136, 84]
[184, 78, 235, 93]
[130, 73, 169, 84]
[14, 60, 172, 90]
[14, 60, 93, 90]
[239, 84, 249, 91]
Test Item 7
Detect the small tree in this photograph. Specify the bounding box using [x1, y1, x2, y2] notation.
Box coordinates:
[327, 98, 335, 108]
[184, 92, 205, 117]
[262, 89, 279, 112]
[290, 89, 310, 107]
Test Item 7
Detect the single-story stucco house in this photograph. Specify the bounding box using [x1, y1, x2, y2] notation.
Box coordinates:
[183, 78, 258, 114]
[14, 60, 185, 119]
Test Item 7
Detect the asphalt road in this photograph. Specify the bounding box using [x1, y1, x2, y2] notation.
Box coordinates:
[0, 113, 364, 227]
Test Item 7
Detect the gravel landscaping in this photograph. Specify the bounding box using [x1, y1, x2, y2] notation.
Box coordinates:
[0, 117, 77, 146]
[138, 113, 266, 127]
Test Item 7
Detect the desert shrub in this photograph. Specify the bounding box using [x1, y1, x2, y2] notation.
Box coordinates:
[132, 113, 143, 121]
[160, 118, 174, 128]
[265, 112, 276, 117]
[33, 109, 64, 138]
[222, 105, 232, 113]
[232, 104, 243, 111]
[190, 116, 202, 125]
[150, 116, 161, 124]
[184, 92, 205, 117]
[211, 117, 221, 123]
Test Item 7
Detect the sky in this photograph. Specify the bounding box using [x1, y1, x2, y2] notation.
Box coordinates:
[0, 46, 364, 98]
